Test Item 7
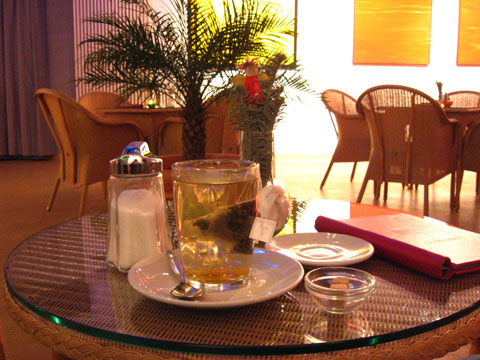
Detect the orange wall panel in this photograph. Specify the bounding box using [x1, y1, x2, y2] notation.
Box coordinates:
[353, 0, 432, 66]
[457, 0, 480, 66]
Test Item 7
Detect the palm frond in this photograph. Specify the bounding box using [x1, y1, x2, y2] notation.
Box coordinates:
[77, 0, 300, 158]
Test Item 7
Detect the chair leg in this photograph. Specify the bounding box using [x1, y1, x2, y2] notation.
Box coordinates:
[424, 184, 429, 217]
[454, 156, 461, 210]
[374, 181, 381, 200]
[350, 162, 357, 182]
[476, 173, 479, 196]
[46, 178, 61, 211]
[383, 182, 388, 201]
[78, 185, 88, 217]
[356, 178, 369, 203]
[102, 180, 108, 199]
[320, 160, 334, 190]
[455, 169, 464, 210]
[449, 171, 455, 210]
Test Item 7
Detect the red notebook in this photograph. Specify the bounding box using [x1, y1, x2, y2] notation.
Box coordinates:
[315, 213, 480, 280]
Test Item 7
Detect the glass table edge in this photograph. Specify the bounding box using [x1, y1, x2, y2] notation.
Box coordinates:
[4, 210, 480, 356]
[6, 273, 480, 356]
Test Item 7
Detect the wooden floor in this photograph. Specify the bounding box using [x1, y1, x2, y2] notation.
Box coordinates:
[1, 155, 479, 359]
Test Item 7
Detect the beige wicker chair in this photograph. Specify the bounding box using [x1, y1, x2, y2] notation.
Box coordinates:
[78, 91, 131, 115]
[156, 95, 241, 199]
[35, 88, 144, 216]
[448, 91, 480, 203]
[320, 89, 370, 189]
[356, 85, 459, 216]
[156, 95, 240, 156]
[456, 119, 480, 208]
[448, 90, 480, 107]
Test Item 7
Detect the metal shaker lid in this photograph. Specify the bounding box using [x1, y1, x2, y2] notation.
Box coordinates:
[110, 141, 163, 176]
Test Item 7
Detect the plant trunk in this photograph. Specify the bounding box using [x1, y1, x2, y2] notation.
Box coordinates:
[182, 103, 206, 160]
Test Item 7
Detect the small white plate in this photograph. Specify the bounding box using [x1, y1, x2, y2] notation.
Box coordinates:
[128, 248, 304, 309]
[266, 232, 374, 267]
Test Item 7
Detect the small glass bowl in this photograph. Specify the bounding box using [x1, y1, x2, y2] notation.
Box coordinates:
[304, 267, 375, 314]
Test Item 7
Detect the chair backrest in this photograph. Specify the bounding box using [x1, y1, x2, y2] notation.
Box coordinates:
[448, 90, 480, 107]
[35, 88, 79, 183]
[156, 95, 241, 156]
[78, 91, 131, 114]
[35, 88, 140, 185]
[356, 85, 456, 184]
[322, 89, 370, 161]
[205, 95, 241, 155]
[322, 89, 359, 117]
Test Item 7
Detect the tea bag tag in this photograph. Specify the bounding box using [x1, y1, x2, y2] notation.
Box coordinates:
[250, 217, 277, 243]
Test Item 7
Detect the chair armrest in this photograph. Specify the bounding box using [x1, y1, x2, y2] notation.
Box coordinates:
[92, 112, 145, 139]
[446, 116, 459, 125]
[464, 119, 480, 144]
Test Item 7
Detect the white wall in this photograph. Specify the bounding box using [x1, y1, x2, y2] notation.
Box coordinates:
[275, 0, 480, 155]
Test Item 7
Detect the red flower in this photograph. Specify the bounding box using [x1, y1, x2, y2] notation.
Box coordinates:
[237, 56, 264, 104]
[244, 74, 264, 104]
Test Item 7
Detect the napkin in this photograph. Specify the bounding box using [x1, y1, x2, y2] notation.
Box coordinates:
[258, 183, 291, 232]
[314, 215, 453, 279]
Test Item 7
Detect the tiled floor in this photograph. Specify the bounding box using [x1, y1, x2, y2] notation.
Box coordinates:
[1, 155, 478, 359]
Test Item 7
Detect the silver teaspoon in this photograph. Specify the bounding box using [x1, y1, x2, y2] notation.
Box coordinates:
[166, 250, 204, 299]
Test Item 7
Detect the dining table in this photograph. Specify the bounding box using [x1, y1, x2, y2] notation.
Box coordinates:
[3, 199, 480, 360]
[97, 107, 184, 153]
[444, 106, 480, 128]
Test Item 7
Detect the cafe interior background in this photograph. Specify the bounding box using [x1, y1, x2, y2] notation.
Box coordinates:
[1, 1, 480, 359]
[2, 0, 480, 158]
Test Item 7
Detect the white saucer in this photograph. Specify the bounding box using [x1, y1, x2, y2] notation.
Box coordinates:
[128, 248, 304, 309]
[266, 232, 374, 267]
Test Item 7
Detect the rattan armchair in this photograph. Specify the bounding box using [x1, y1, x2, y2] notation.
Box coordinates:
[35, 88, 144, 216]
[448, 90, 480, 107]
[157, 95, 241, 199]
[320, 89, 370, 189]
[356, 85, 459, 216]
[456, 119, 480, 208]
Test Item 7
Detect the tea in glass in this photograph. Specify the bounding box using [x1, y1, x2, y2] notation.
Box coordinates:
[172, 159, 260, 290]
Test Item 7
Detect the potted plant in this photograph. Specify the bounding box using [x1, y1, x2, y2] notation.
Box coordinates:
[226, 53, 315, 186]
[225, 53, 317, 233]
[78, 0, 296, 160]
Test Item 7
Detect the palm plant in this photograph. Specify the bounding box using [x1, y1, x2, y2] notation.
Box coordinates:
[78, 0, 295, 159]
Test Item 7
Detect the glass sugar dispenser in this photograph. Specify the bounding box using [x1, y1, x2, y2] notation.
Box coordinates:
[107, 141, 170, 272]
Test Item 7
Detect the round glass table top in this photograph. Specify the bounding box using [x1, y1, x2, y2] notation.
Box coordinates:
[5, 199, 480, 356]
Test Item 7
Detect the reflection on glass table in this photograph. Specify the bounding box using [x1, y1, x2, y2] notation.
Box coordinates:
[3, 199, 480, 359]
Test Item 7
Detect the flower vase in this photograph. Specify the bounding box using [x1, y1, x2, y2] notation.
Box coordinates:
[242, 129, 290, 234]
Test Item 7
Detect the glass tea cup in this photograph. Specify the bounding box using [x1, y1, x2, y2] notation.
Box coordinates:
[172, 159, 261, 291]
